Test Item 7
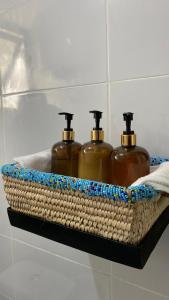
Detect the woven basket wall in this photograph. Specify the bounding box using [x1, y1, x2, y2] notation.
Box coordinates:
[3, 174, 169, 245]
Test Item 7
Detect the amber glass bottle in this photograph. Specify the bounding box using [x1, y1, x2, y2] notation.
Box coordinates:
[51, 112, 81, 177]
[78, 110, 114, 183]
[111, 112, 150, 187]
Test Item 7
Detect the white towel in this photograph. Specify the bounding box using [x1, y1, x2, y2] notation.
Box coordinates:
[14, 149, 51, 172]
[14, 151, 169, 194]
[131, 162, 169, 194]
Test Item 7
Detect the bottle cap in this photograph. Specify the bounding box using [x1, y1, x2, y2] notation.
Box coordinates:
[90, 110, 104, 141]
[59, 112, 75, 141]
[121, 112, 136, 147]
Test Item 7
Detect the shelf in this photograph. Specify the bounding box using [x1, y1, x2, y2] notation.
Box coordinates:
[7, 206, 169, 269]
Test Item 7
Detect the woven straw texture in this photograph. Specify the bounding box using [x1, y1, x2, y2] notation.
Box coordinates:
[3, 175, 169, 245]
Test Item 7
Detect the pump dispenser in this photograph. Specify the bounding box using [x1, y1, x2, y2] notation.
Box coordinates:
[111, 112, 150, 187]
[51, 112, 81, 177]
[60, 112, 75, 142]
[78, 110, 114, 183]
[121, 113, 136, 147]
[90, 110, 104, 142]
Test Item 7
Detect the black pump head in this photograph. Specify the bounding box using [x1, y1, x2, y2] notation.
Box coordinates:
[123, 112, 134, 134]
[59, 112, 74, 131]
[90, 110, 103, 130]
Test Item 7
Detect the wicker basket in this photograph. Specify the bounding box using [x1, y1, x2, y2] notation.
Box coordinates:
[2, 158, 169, 245]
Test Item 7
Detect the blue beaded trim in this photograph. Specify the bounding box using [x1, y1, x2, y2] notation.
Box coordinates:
[1, 163, 158, 203]
[1, 156, 168, 203]
[150, 156, 169, 166]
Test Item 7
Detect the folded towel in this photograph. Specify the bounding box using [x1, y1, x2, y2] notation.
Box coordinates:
[131, 162, 169, 194]
[13, 151, 169, 194]
[150, 165, 159, 173]
[14, 149, 51, 172]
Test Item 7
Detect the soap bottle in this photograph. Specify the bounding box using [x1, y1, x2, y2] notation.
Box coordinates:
[51, 112, 81, 177]
[78, 110, 114, 183]
[111, 112, 150, 187]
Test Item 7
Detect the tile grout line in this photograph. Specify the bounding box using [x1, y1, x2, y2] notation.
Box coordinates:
[110, 262, 113, 300]
[105, 2, 113, 298]
[2, 81, 108, 98]
[10, 238, 17, 300]
[0, 235, 17, 299]
[6, 235, 111, 276]
[0, 72, 7, 165]
[111, 273, 169, 299]
[1, 235, 169, 299]
[0, 233, 12, 240]
[0, 74, 15, 298]
[105, 0, 111, 144]
[110, 73, 169, 84]
[2, 72, 169, 99]
[105, 0, 110, 83]
[0, 233, 110, 277]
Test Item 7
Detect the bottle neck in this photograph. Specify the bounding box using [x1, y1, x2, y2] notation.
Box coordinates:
[62, 130, 75, 142]
[91, 130, 104, 142]
[121, 133, 136, 147]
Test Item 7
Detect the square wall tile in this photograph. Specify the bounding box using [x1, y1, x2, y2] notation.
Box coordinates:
[0, 97, 11, 238]
[111, 277, 168, 300]
[109, 76, 169, 157]
[3, 83, 108, 161]
[12, 228, 111, 275]
[111, 225, 169, 297]
[10, 240, 110, 300]
[3, 83, 110, 272]
[0, 236, 14, 300]
[0, 176, 12, 238]
[0, 95, 4, 165]
[0, 0, 107, 94]
[108, 0, 169, 80]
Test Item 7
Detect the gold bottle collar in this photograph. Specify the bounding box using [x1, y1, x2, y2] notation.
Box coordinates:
[91, 130, 104, 141]
[121, 134, 136, 147]
[63, 130, 74, 141]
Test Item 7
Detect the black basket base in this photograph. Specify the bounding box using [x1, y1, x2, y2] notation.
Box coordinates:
[7, 206, 169, 269]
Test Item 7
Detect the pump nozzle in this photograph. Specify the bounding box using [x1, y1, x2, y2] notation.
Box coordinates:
[59, 112, 74, 141]
[90, 110, 102, 130]
[123, 112, 134, 135]
[59, 112, 74, 131]
[89, 110, 104, 141]
[121, 112, 136, 147]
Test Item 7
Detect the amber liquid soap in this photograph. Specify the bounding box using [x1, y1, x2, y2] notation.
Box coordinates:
[111, 112, 150, 187]
[78, 110, 114, 183]
[51, 112, 81, 177]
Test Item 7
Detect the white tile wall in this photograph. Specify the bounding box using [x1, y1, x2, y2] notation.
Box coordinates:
[2, 84, 108, 161]
[0, 0, 25, 14]
[0, 96, 3, 164]
[0, 176, 11, 237]
[109, 76, 169, 156]
[0, 97, 11, 237]
[0, 0, 107, 94]
[111, 277, 169, 300]
[0, 0, 169, 300]
[0, 236, 14, 300]
[111, 225, 169, 297]
[11, 240, 110, 300]
[108, 0, 169, 81]
[12, 229, 111, 275]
